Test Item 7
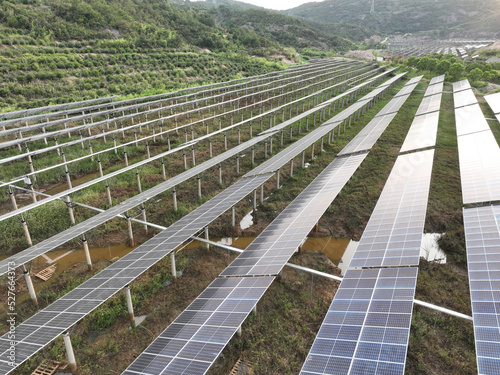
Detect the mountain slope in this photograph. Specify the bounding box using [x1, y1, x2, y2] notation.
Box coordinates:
[286, 0, 500, 37]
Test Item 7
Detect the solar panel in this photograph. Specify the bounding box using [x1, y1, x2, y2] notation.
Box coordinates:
[464, 205, 500, 375]
[424, 82, 444, 97]
[300, 267, 418, 375]
[485, 92, 500, 115]
[455, 103, 491, 137]
[393, 83, 418, 98]
[453, 80, 472, 93]
[349, 149, 435, 268]
[429, 75, 445, 85]
[221, 153, 367, 277]
[0, 174, 272, 372]
[338, 115, 396, 156]
[414, 93, 442, 116]
[457, 130, 500, 205]
[400, 111, 440, 153]
[375, 95, 410, 117]
[123, 276, 275, 375]
[454, 89, 478, 108]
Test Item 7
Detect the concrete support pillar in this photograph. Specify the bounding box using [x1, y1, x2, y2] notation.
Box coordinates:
[224, 133, 227, 150]
[183, 151, 187, 171]
[125, 285, 135, 326]
[236, 326, 242, 337]
[161, 158, 167, 181]
[276, 169, 280, 189]
[280, 131, 284, 147]
[9, 186, 18, 210]
[311, 143, 315, 160]
[253, 190, 257, 211]
[270, 137, 273, 154]
[205, 227, 210, 250]
[209, 139, 213, 158]
[290, 158, 294, 177]
[192, 146, 196, 166]
[63, 331, 77, 373]
[105, 180, 112, 206]
[302, 150, 306, 168]
[260, 184, 264, 204]
[127, 215, 134, 247]
[170, 252, 177, 281]
[251, 146, 255, 165]
[64, 196, 76, 225]
[124, 149, 129, 166]
[236, 154, 240, 175]
[141, 205, 148, 234]
[219, 164, 222, 185]
[232, 207, 236, 227]
[82, 234, 92, 271]
[21, 218, 32, 246]
[252, 305, 257, 314]
[61, 152, 72, 189]
[23, 270, 38, 306]
[197, 176, 202, 198]
[136, 169, 142, 193]
[173, 188, 178, 212]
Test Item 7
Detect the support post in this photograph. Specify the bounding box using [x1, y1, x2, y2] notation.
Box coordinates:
[197, 176, 202, 198]
[141, 205, 148, 234]
[127, 215, 134, 247]
[232, 207, 236, 227]
[21, 218, 32, 246]
[170, 252, 177, 281]
[64, 196, 76, 225]
[82, 234, 92, 271]
[276, 169, 280, 189]
[173, 188, 178, 211]
[236, 326, 242, 337]
[219, 164, 222, 185]
[253, 190, 257, 211]
[205, 227, 210, 251]
[125, 285, 135, 326]
[260, 184, 264, 204]
[63, 331, 77, 373]
[105, 180, 112, 206]
[24, 269, 38, 306]
[290, 158, 294, 177]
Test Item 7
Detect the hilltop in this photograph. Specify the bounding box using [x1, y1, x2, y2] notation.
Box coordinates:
[285, 0, 500, 38]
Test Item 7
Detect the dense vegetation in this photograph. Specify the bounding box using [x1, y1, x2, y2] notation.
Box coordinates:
[0, 0, 358, 112]
[389, 53, 500, 89]
[286, 0, 500, 38]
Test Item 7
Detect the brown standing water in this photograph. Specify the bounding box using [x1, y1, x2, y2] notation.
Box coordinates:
[5, 236, 352, 305]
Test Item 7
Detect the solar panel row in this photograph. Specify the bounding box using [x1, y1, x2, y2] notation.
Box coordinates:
[349, 149, 435, 268]
[485, 92, 500, 123]
[400, 75, 445, 153]
[300, 267, 418, 375]
[453, 82, 500, 205]
[463, 205, 500, 375]
[123, 276, 275, 375]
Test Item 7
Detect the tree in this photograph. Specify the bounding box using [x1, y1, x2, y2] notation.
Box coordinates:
[449, 63, 464, 81]
[436, 60, 450, 75]
[468, 68, 483, 82]
[416, 56, 429, 71]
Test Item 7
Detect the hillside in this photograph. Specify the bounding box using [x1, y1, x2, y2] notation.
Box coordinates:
[286, 0, 500, 38]
[203, 6, 357, 51]
[0, 0, 356, 111]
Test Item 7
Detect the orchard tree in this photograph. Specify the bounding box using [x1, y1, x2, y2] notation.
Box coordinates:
[449, 63, 465, 81]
